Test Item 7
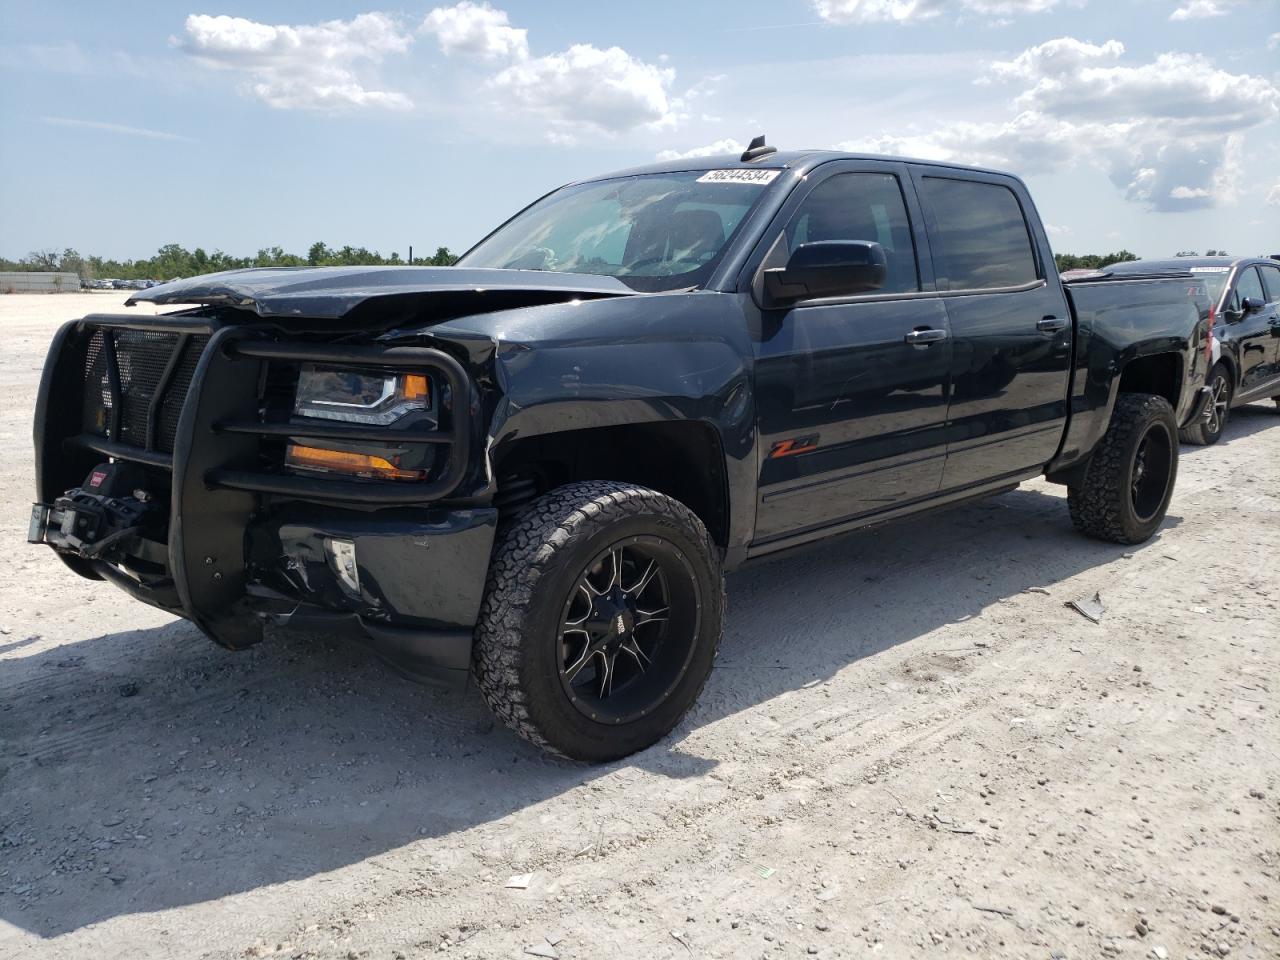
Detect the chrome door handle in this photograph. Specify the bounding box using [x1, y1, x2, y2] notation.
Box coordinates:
[905, 328, 948, 345]
[1037, 317, 1069, 333]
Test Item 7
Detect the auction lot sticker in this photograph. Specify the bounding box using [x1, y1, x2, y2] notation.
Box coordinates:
[696, 169, 781, 185]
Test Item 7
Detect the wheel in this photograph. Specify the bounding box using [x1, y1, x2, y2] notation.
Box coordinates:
[1068, 393, 1178, 545]
[1179, 363, 1231, 446]
[472, 480, 724, 761]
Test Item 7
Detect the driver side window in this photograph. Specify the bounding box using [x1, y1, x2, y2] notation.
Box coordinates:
[787, 173, 921, 294]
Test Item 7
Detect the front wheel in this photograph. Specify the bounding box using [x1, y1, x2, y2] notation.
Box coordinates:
[1179, 363, 1231, 446]
[472, 481, 724, 761]
[1068, 393, 1178, 544]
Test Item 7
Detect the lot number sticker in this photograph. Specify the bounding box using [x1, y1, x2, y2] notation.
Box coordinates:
[696, 169, 781, 186]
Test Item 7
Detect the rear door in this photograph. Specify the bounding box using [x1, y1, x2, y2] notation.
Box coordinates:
[912, 171, 1073, 492]
[751, 161, 952, 543]
[1227, 265, 1273, 397]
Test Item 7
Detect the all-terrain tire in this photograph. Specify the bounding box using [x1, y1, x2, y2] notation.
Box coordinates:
[472, 480, 724, 762]
[1068, 393, 1178, 545]
[1179, 362, 1231, 446]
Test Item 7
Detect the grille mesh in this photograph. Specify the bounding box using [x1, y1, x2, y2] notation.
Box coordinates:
[81, 330, 208, 453]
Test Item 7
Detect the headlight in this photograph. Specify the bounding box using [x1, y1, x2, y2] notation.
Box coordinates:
[294, 365, 431, 425]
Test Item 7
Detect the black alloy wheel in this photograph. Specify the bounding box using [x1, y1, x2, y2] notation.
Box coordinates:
[1129, 420, 1174, 523]
[557, 539, 699, 724]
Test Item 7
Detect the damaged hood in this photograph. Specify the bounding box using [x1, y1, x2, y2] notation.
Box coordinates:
[126, 266, 638, 320]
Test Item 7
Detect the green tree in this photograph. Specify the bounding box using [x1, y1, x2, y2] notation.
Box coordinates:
[1054, 250, 1139, 272]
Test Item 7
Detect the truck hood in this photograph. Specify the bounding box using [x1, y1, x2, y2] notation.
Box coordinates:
[126, 265, 638, 321]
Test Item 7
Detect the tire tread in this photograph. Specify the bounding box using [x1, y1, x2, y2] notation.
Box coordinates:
[1068, 393, 1177, 545]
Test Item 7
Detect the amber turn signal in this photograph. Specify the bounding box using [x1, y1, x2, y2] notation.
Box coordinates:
[285, 444, 427, 481]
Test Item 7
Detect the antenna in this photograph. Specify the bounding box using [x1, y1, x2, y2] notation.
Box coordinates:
[740, 135, 777, 162]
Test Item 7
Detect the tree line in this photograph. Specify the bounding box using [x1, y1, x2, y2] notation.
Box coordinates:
[1, 243, 458, 282]
[1052, 250, 1139, 271]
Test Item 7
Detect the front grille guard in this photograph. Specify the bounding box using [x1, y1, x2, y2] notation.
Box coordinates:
[36, 312, 478, 650]
[53, 315, 473, 505]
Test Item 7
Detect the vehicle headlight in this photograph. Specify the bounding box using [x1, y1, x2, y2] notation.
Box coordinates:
[293, 365, 431, 425]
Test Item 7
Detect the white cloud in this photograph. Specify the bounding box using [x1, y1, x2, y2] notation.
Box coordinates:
[421, 2, 527, 61]
[1268, 32, 1280, 50]
[656, 138, 745, 161]
[1169, 0, 1245, 20]
[1267, 182, 1280, 206]
[491, 43, 677, 136]
[837, 38, 1279, 212]
[180, 12, 413, 110]
[41, 116, 196, 142]
[415, 4, 682, 139]
[989, 36, 1124, 81]
[812, 0, 1074, 25]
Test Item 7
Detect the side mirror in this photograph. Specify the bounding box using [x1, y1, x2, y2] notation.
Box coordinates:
[762, 241, 887, 307]
[1241, 296, 1266, 314]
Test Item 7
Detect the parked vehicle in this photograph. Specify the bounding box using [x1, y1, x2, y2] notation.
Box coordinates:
[1109, 256, 1280, 444]
[29, 144, 1213, 761]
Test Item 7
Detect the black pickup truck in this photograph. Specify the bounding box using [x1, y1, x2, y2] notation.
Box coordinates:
[30, 144, 1213, 760]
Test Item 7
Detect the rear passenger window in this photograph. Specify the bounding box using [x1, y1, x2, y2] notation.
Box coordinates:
[1258, 264, 1280, 302]
[921, 177, 1039, 290]
[786, 173, 920, 294]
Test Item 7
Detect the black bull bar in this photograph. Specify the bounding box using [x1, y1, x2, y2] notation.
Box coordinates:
[33, 313, 479, 653]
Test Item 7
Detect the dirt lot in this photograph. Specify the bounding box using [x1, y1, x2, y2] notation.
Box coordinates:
[1, 292, 1277, 960]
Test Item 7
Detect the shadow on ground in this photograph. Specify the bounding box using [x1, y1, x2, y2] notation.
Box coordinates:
[0, 471, 1204, 937]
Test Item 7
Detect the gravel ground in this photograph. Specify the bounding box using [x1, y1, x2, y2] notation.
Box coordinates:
[1, 292, 1277, 960]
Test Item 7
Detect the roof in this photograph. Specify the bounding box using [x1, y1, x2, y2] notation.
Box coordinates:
[576, 149, 1020, 184]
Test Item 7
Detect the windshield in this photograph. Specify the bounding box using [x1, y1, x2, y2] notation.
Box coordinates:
[456, 171, 777, 292]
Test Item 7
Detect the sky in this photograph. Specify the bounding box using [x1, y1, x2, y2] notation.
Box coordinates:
[0, 0, 1277, 263]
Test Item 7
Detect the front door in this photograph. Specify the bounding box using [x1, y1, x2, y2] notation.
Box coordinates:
[1257, 262, 1280, 391]
[752, 164, 951, 544]
[1229, 265, 1277, 397]
[912, 172, 1073, 491]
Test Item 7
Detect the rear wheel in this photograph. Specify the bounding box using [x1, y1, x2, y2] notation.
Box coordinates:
[472, 481, 724, 761]
[1179, 363, 1231, 446]
[1068, 393, 1178, 545]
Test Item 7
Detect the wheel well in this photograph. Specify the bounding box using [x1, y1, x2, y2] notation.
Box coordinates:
[1117, 353, 1181, 408]
[492, 421, 731, 547]
[1212, 354, 1236, 387]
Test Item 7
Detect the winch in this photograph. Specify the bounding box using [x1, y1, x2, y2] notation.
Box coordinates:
[29, 462, 166, 562]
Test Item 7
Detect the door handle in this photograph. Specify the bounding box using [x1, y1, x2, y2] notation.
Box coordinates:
[1037, 317, 1069, 333]
[905, 328, 948, 345]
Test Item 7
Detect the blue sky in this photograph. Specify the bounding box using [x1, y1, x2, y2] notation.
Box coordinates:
[0, 0, 1276, 263]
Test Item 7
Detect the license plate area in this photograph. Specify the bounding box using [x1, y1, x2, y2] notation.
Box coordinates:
[28, 502, 80, 549]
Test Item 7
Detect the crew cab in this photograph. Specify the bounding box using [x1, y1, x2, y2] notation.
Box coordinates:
[1108, 256, 1280, 444]
[30, 144, 1213, 761]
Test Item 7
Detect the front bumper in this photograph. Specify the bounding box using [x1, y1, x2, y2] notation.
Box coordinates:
[31, 312, 492, 685]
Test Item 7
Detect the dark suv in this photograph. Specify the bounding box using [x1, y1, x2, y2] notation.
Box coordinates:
[1110, 256, 1280, 444]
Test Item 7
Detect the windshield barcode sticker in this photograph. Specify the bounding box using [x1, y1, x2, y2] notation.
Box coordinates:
[696, 169, 781, 186]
